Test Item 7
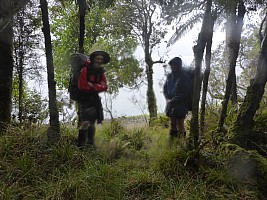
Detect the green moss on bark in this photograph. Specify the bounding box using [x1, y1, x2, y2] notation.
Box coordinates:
[218, 142, 267, 193]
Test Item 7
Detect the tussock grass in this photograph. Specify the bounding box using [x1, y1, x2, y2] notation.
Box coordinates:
[0, 120, 264, 199]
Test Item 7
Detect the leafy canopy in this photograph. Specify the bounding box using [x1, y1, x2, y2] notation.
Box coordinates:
[50, 0, 143, 94]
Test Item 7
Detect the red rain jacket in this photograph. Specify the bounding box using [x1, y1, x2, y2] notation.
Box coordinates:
[78, 67, 108, 93]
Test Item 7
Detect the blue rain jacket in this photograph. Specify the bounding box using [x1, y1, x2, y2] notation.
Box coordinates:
[163, 69, 191, 118]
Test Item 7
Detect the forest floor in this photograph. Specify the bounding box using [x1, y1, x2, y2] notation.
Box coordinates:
[0, 118, 266, 199]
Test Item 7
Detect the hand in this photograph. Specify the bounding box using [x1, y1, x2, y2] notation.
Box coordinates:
[166, 99, 174, 107]
[168, 98, 177, 106]
[87, 82, 94, 87]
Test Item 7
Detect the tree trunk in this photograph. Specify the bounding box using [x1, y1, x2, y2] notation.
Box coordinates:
[229, 15, 267, 148]
[78, 0, 86, 54]
[0, 0, 29, 132]
[18, 52, 23, 124]
[0, 0, 29, 19]
[17, 11, 25, 124]
[77, 0, 87, 127]
[144, 40, 157, 123]
[200, 11, 215, 136]
[40, 0, 60, 143]
[0, 23, 13, 132]
[231, 73, 238, 104]
[146, 62, 157, 122]
[218, 2, 246, 132]
[190, 0, 212, 147]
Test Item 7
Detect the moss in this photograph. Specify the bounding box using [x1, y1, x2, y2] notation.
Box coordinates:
[218, 142, 267, 194]
[229, 82, 266, 147]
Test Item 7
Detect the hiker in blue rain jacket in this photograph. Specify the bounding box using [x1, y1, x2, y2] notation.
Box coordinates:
[163, 57, 191, 139]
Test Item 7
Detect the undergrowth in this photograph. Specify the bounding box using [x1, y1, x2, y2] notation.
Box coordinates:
[0, 121, 265, 199]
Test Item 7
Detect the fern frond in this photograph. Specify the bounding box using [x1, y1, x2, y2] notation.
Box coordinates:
[167, 13, 204, 47]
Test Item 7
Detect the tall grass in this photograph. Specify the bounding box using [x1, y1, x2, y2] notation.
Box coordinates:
[0, 121, 264, 199]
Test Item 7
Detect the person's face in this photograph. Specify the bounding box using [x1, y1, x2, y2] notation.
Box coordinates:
[92, 55, 104, 68]
[170, 64, 179, 72]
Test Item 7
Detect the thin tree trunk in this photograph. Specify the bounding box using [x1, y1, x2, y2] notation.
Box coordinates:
[231, 73, 238, 104]
[77, 0, 87, 127]
[40, 0, 60, 143]
[78, 0, 86, 54]
[17, 11, 24, 124]
[0, 22, 13, 132]
[200, 14, 215, 136]
[218, 2, 246, 132]
[230, 15, 267, 147]
[0, 0, 29, 131]
[18, 53, 23, 124]
[190, 0, 212, 147]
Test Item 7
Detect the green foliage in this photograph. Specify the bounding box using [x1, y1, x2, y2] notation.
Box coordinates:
[50, 1, 79, 89]
[119, 0, 168, 50]
[156, 0, 206, 46]
[254, 105, 267, 129]
[150, 114, 169, 128]
[200, 104, 220, 134]
[12, 81, 49, 123]
[224, 102, 239, 127]
[100, 120, 150, 159]
[50, 1, 143, 94]
[209, 42, 229, 101]
[209, 24, 266, 103]
[89, 36, 143, 94]
[13, 0, 43, 80]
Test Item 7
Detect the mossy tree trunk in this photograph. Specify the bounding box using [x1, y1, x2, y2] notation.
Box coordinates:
[145, 44, 157, 123]
[229, 14, 267, 148]
[40, 0, 60, 143]
[142, 5, 158, 124]
[218, 2, 246, 132]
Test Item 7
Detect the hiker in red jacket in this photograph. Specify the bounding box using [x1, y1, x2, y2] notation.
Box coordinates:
[77, 51, 110, 148]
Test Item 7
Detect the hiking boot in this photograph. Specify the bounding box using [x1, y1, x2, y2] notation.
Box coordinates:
[77, 129, 87, 148]
[87, 126, 96, 146]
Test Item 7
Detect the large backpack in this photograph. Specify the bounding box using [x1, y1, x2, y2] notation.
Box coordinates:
[68, 53, 89, 101]
[184, 68, 195, 111]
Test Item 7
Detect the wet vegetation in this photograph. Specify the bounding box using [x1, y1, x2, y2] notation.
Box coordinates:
[1, 112, 266, 199]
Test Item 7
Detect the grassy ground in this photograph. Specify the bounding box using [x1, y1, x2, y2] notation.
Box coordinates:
[0, 120, 265, 199]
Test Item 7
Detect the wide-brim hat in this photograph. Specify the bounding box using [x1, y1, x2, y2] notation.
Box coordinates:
[90, 51, 110, 64]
